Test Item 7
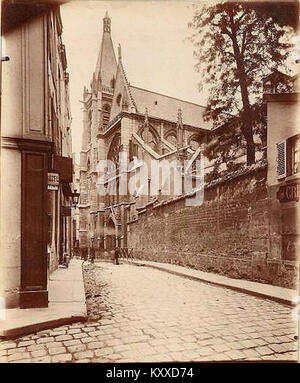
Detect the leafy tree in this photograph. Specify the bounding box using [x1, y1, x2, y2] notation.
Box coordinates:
[189, 1, 295, 166]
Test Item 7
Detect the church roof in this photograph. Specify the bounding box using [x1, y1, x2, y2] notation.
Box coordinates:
[129, 86, 211, 130]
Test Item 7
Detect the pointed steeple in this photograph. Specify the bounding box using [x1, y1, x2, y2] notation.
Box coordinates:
[103, 11, 111, 34]
[94, 12, 117, 88]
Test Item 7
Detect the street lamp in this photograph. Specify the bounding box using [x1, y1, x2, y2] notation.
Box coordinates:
[71, 189, 80, 208]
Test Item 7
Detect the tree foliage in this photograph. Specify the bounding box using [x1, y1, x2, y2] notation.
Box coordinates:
[189, 1, 295, 166]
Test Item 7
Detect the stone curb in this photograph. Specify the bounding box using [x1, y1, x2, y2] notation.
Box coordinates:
[124, 259, 296, 307]
[0, 315, 87, 339]
[1, 260, 87, 339]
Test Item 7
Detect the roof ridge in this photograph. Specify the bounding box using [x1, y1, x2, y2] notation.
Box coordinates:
[129, 85, 206, 109]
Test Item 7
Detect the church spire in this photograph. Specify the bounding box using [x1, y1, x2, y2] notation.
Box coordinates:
[103, 11, 111, 33]
[94, 12, 117, 88]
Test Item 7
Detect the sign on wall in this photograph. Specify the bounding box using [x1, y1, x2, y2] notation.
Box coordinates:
[47, 172, 59, 191]
[277, 181, 300, 203]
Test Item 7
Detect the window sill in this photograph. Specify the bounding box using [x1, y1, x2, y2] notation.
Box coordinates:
[284, 173, 300, 183]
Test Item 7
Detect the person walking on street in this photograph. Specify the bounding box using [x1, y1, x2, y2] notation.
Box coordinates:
[114, 246, 120, 265]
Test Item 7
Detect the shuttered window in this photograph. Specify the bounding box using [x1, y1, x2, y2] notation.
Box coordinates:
[285, 134, 300, 178]
[293, 135, 300, 174]
[276, 140, 286, 179]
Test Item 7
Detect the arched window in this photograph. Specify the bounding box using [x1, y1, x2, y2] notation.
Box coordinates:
[102, 103, 111, 129]
[107, 134, 121, 168]
[189, 135, 201, 151]
[141, 127, 158, 151]
[165, 133, 177, 147]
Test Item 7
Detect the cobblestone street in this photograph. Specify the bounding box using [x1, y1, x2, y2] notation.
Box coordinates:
[0, 262, 298, 363]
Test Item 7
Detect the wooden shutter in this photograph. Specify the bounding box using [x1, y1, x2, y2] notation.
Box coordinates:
[276, 141, 286, 179]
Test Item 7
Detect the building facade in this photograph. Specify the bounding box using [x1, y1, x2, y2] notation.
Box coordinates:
[264, 69, 300, 263]
[79, 13, 215, 257]
[1, 3, 73, 308]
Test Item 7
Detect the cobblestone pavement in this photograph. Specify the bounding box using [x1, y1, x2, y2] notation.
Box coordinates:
[0, 262, 298, 363]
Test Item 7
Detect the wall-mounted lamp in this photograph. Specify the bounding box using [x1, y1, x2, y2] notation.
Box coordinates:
[71, 189, 80, 208]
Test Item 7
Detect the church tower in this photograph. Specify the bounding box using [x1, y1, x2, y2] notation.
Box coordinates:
[79, 12, 118, 253]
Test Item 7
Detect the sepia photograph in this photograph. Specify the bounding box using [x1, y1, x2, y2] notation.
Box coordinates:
[0, 0, 299, 366]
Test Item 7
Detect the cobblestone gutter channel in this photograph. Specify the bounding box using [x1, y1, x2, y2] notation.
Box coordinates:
[82, 263, 112, 322]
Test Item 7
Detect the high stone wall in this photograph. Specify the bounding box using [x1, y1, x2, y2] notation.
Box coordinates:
[127, 167, 298, 289]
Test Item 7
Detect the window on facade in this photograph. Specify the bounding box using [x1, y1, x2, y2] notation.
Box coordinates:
[277, 134, 300, 179]
[190, 140, 200, 151]
[102, 103, 111, 129]
[165, 133, 177, 147]
[189, 135, 201, 151]
[141, 128, 157, 151]
[289, 134, 300, 175]
[108, 134, 121, 169]
[294, 139, 300, 174]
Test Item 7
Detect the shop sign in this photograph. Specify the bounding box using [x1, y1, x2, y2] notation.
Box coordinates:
[277, 181, 300, 202]
[47, 172, 59, 191]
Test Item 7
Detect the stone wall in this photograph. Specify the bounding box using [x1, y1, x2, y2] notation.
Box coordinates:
[127, 167, 298, 289]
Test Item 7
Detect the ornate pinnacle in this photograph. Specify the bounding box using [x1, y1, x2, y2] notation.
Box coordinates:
[144, 108, 150, 144]
[144, 108, 149, 125]
[103, 11, 111, 33]
[177, 108, 183, 126]
[118, 43, 122, 61]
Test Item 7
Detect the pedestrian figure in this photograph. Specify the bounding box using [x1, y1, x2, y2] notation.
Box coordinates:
[114, 246, 120, 265]
[82, 248, 88, 261]
[90, 246, 95, 264]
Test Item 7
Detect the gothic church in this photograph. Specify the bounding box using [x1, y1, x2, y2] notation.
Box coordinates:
[79, 13, 212, 254]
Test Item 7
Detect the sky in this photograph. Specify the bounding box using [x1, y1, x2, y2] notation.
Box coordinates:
[60, 1, 207, 162]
